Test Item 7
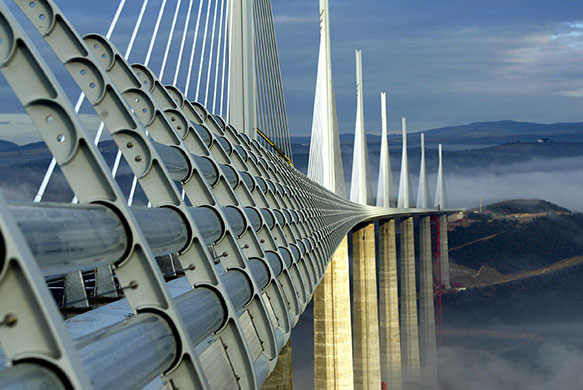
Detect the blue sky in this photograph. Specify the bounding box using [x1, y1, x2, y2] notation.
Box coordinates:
[2, 0, 583, 139]
[271, 0, 583, 135]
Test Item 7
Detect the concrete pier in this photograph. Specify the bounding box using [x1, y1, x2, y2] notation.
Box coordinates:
[439, 214, 450, 288]
[263, 340, 293, 389]
[419, 216, 438, 389]
[314, 236, 354, 390]
[352, 222, 381, 389]
[399, 217, 421, 385]
[379, 219, 402, 390]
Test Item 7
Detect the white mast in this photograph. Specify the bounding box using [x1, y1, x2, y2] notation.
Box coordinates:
[397, 117, 414, 208]
[376, 92, 396, 207]
[228, 0, 257, 138]
[307, 0, 345, 197]
[416, 133, 431, 208]
[350, 49, 372, 205]
[434, 144, 447, 208]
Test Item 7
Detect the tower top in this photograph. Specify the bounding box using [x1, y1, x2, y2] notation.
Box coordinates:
[350, 49, 372, 205]
[416, 133, 432, 208]
[397, 117, 414, 208]
[434, 144, 448, 208]
[376, 92, 396, 207]
[307, 0, 346, 197]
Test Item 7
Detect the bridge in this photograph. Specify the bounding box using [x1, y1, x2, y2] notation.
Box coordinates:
[0, 0, 456, 389]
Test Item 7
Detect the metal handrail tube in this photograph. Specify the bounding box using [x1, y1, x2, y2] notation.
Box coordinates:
[191, 122, 212, 146]
[152, 142, 190, 182]
[222, 270, 253, 311]
[277, 247, 293, 268]
[220, 206, 246, 237]
[10, 202, 128, 277]
[273, 209, 285, 226]
[219, 163, 239, 188]
[239, 171, 255, 191]
[9, 203, 228, 276]
[76, 313, 177, 390]
[260, 208, 275, 229]
[243, 207, 262, 232]
[0, 273, 251, 390]
[188, 206, 224, 244]
[10, 201, 306, 281]
[216, 135, 233, 155]
[289, 244, 301, 263]
[255, 177, 268, 194]
[154, 141, 354, 225]
[153, 142, 222, 186]
[132, 206, 190, 256]
[264, 251, 283, 276]
[74, 272, 249, 390]
[234, 144, 248, 161]
[247, 258, 270, 289]
[175, 287, 226, 346]
[192, 155, 219, 186]
[296, 240, 306, 256]
[0, 363, 65, 390]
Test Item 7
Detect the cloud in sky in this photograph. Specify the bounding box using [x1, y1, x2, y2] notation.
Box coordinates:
[271, 0, 583, 136]
[1, 0, 583, 139]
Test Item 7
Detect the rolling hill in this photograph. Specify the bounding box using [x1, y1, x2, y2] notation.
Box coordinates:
[445, 200, 583, 325]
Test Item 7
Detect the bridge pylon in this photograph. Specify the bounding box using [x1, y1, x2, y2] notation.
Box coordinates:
[435, 144, 451, 288]
[418, 134, 438, 389]
[308, 0, 354, 388]
[229, 0, 258, 139]
[350, 49, 381, 390]
[377, 92, 402, 390]
[397, 118, 422, 385]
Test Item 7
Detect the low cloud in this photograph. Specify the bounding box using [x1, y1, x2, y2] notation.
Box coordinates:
[439, 339, 583, 390]
[436, 157, 583, 212]
[554, 88, 583, 97]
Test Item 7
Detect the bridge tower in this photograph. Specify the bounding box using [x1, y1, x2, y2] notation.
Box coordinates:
[417, 134, 439, 389]
[376, 92, 402, 390]
[229, 0, 258, 139]
[308, 0, 354, 388]
[398, 118, 422, 385]
[350, 49, 381, 389]
[435, 144, 451, 288]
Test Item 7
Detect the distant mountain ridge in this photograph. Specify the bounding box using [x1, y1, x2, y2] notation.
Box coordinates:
[291, 120, 583, 147]
[292, 140, 583, 182]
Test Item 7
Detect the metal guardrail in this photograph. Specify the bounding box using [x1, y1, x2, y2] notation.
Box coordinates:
[0, 1, 451, 388]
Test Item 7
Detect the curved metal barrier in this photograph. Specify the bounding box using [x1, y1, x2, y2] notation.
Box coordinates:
[0, 1, 449, 388]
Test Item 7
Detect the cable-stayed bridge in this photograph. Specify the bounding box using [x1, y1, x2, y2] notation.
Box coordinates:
[0, 0, 457, 389]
